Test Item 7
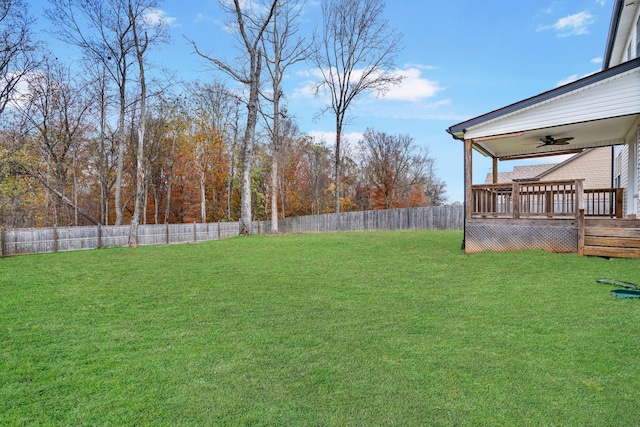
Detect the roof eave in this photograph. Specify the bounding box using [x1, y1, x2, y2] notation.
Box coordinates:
[446, 57, 640, 138]
[603, 0, 625, 70]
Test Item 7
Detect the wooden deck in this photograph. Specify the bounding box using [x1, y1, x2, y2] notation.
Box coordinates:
[466, 180, 639, 258]
[583, 218, 640, 259]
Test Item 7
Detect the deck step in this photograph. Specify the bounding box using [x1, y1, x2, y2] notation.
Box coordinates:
[583, 220, 640, 258]
[583, 245, 640, 259]
[585, 236, 640, 248]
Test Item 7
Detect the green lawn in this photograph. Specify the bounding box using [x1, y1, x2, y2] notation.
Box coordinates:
[1, 230, 640, 426]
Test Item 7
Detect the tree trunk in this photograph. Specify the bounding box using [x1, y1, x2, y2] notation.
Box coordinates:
[200, 170, 207, 223]
[114, 88, 126, 226]
[238, 52, 263, 235]
[270, 90, 280, 232]
[271, 153, 279, 232]
[164, 133, 176, 224]
[28, 168, 100, 225]
[129, 7, 148, 248]
[129, 123, 145, 248]
[334, 119, 341, 213]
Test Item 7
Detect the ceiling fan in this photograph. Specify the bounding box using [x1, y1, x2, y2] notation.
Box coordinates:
[538, 135, 574, 148]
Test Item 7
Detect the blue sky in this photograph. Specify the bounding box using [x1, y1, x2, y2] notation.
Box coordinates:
[32, 0, 615, 203]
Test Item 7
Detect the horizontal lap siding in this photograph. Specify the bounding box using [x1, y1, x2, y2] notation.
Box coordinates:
[466, 69, 640, 137]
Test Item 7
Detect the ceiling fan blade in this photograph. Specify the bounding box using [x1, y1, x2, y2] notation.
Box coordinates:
[553, 137, 574, 144]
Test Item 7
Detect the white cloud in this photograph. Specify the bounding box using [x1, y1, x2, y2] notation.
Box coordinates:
[195, 13, 210, 23]
[556, 74, 581, 86]
[537, 11, 594, 36]
[144, 8, 177, 26]
[595, 0, 606, 6]
[403, 63, 437, 71]
[292, 68, 325, 99]
[293, 66, 444, 103]
[308, 130, 363, 146]
[556, 70, 597, 86]
[591, 57, 603, 64]
[2, 74, 30, 110]
[382, 68, 444, 102]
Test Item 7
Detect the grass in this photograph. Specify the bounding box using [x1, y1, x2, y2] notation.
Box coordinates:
[1, 230, 640, 426]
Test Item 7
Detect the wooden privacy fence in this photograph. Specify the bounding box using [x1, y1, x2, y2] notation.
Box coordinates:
[278, 205, 463, 234]
[0, 222, 244, 257]
[0, 205, 464, 257]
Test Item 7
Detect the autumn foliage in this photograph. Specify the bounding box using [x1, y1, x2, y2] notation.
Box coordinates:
[1, 84, 446, 228]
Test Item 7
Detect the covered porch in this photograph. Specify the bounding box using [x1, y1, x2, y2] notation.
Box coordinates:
[447, 58, 640, 258]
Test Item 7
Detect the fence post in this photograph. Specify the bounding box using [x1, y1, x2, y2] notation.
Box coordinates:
[166, 222, 169, 244]
[97, 223, 102, 249]
[1, 226, 5, 258]
[193, 221, 197, 242]
[53, 224, 59, 253]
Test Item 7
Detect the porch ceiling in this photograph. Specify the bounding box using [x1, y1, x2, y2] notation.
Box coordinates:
[471, 114, 638, 159]
[448, 57, 640, 159]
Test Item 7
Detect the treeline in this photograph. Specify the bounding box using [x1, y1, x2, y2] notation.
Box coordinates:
[0, 0, 446, 239]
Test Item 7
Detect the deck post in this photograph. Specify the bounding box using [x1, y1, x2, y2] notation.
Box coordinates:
[492, 158, 498, 184]
[615, 188, 623, 218]
[578, 209, 585, 256]
[576, 179, 586, 256]
[575, 179, 584, 215]
[512, 182, 520, 219]
[465, 139, 473, 219]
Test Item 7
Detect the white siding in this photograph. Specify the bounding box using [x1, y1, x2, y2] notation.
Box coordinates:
[617, 144, 630, 214]
[615, 124, 640, 216]
[622, 11, 638, 62]
[636, 125, 640, 217]
[610, 3, 640, 66]
[465, 68, 640, 139]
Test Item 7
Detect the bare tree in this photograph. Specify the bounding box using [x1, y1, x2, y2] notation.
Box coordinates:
[312, 0, 403, 213]
[357, 129, 446, 209]
[16, 59, 99, 225]
[128, 0, 168, 247]
[186, 80, 236, 223]
[47, 0, 168, 231]
[0, 0, 40, 117]
[189, 0, 277, 235]
[85, 62, 117, 225]
[46, 0, 136, 226]
[261, 0, 312, 233]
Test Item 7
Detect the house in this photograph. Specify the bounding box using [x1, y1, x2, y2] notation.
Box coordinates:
[485, 147, 612, 189]
[446, 0, 640, 258]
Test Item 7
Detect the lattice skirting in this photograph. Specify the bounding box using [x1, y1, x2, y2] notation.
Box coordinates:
[465, 222, 578, 254]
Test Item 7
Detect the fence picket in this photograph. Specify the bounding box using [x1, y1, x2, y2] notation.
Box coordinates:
[0, 205, 463, 257]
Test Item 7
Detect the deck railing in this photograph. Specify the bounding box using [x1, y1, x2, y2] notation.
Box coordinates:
[471, 180, 623, 219]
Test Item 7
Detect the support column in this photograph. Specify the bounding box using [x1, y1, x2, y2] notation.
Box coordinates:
[492, 158, 498, 184]
[465, 139, 473, 219]
[627, 138, 638, 216]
